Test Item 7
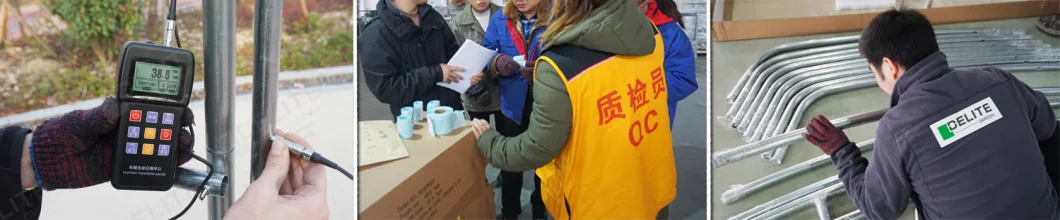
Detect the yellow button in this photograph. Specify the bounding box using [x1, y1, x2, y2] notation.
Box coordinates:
[142, 144, 154, 155]
[144, 128, 156, 139]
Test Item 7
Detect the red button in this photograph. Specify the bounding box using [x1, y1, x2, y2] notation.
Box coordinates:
[160, 129, 172, 141]
[130, 110, 142, 122]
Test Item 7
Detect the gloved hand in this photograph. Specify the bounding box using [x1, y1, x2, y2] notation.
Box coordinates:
[803, 114, 851, 155]
[519, 62, 534, 85]
[465, 83, 492, 107]
[494, 54, 520, 77]
[30, 97, 195, 190]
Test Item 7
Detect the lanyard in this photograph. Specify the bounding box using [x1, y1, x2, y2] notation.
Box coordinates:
[505, 19, 539, 60]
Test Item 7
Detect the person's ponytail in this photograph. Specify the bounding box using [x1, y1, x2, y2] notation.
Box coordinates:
[655, 0, 684, 28]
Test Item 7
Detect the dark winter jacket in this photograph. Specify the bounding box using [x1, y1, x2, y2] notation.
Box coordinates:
[831, 52, 1060, 219]
[0, 126, 42, 220]
[359, 0, 464, 118]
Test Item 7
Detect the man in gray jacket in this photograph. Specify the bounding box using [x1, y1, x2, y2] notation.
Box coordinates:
[449, 0, 503, 122]
[804, 8, 1060, 219]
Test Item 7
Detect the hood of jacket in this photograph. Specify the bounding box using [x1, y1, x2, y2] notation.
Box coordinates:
[542, 0, 656, 56]
[454, 3, 501, 26]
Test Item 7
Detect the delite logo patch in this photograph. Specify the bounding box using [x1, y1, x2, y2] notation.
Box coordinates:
[929, 97, 1003, 148]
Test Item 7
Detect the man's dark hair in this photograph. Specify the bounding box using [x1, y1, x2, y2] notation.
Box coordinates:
[859, 8, 940, 72]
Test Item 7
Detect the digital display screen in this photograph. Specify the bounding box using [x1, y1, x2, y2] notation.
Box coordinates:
[132, 62, 182, 96]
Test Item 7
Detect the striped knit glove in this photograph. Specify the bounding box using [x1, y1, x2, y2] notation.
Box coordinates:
[30, 97, 195, 190]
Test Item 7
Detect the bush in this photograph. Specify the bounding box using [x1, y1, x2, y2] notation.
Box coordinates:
[41, 0, 144, 60]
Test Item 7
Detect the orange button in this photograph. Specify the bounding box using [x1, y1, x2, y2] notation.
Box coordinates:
[142, 144, 154, 155]
[144, 128, 156, 139]
[130, 110, 142, 122]
[160, 129, 172, 141]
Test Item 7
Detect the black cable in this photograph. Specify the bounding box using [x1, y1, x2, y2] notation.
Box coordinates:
[310, 153, 354, 180]
[170, 154, 212, 220]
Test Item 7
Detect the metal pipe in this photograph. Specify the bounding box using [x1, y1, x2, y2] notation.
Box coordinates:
[720, 139, 875, 204]
[814, 197, 830, 220]
[728, 30, 1030, 106]
[728, 176, 842, 220]
[758, 63, 1059, 164]
[727, 29, 1012, 102]
[728, 35, 1041, 127]
[250, 0, 283, 180]
[732, 38, 1052, 129]
[174, 167, 229, 197]
[203, 0, 237, 218]
[1051, 100, 1060, 108]
[757, 56, 1060, 142]
[742, 45, 1053, 141]
[712, 109, 887, 168]
[750, 183, 846, 220]
[834, 210, 865, 220]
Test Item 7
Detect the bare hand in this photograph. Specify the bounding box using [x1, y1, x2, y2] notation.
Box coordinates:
[440, 64, 466, 83]
[225, 129, 329, 220]
[470, 72, 484, 85]
[471, 119, 491, 139]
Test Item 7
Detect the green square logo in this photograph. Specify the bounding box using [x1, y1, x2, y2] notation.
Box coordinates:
[937, 124, 954, 140]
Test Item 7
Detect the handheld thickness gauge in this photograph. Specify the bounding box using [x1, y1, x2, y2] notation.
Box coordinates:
[111, 41, 195, 191]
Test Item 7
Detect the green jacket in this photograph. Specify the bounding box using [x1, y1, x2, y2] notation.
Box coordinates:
[475, 0, 656, 171]
[449, 3, 503, 112]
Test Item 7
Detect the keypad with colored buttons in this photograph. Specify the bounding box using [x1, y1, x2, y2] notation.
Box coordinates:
[117, 104, 182, 158]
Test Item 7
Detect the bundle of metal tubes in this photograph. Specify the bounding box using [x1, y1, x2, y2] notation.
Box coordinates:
[716, 29, 1060, 220]
[720, 29, 1060, 166]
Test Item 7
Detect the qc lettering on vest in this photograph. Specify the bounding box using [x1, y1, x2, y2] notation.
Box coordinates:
[929, 97, 1004, 148]
[532, 26, 676, 219]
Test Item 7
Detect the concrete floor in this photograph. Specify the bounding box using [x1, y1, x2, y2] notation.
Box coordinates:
[710, 17, 1060, 219]
[357, 57, 709, 219]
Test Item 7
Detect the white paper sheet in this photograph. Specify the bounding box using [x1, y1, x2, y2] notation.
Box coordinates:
[436, 39, 496, 94]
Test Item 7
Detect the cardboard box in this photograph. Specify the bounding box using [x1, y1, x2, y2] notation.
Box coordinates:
[712, 0, 1060, 41]
[358, 120, 496, 219]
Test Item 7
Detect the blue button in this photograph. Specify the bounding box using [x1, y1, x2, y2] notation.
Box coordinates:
[162, 113, 175, 125]
[127, 126, 140, 138]
[146, 111, 159, 123]
[159, 145, 170, 156]
[125, 142, 138, 154]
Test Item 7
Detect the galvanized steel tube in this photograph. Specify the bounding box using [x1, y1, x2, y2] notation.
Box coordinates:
[750, 183, 846, 220]
[834, 210, 866, 220]
[720, 139, 875, 204]
[728, 176, 842, 220]
[712, 109, 887, 168]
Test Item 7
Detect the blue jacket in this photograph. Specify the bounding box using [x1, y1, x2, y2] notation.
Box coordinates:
[831, 52, 1059, 219]
[481, 10, 545, 123]
[656, 21, 698, 127]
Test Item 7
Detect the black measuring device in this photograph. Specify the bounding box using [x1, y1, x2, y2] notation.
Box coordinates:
[110, 41, 195, 191]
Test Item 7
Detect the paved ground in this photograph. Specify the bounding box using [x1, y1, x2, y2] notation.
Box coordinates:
[37, 84, 356, 220]
[710, 17, 1060, 219]
[357, 56, 709, 219]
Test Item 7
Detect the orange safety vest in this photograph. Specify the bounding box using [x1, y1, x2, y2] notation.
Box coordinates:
[533, 27, 676, 219]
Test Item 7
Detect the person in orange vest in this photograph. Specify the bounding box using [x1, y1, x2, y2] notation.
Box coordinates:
[469, 0, 676, 218]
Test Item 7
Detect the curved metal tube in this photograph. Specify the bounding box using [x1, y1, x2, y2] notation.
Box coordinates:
[712, 109, 887, 168]
[728, 34, 1040, 124]
[728, 30, 1032, 106]
[744, 48, 1053, 141]
[728, 176, 842, 220]
[749, 183, 846, 220]
[727, 29, 1019, 102]
[760, 63, 1060, 164]
[720, 139, 875, 204]
[174, 167, 230, 197]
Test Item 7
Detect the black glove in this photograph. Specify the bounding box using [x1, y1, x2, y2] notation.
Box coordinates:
[465, 84, 492, 107]
[519, 62, 534, 85]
